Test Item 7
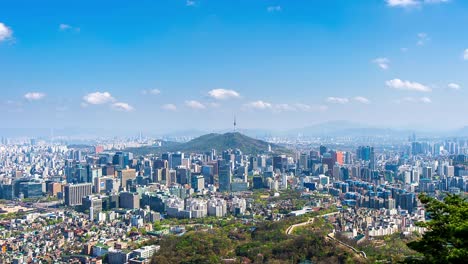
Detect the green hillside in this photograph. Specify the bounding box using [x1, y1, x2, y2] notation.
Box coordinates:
[127, 132, 290, 155]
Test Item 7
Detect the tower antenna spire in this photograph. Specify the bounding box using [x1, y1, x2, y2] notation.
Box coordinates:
[233, 115, 237, 132]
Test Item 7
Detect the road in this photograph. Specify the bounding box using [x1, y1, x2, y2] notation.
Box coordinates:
[285, 211, 340, 235]
[285, 211, 367, 259]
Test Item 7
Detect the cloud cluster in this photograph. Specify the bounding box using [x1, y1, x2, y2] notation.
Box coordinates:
[417, 33, 429, 46]
[161, 104, 177, 111]
[326, 97, 349, 104]
[386, 79, 431, 92]
[83, 92, 115, 105]
[463, 49, 468, 60]
[24, 92, 46, 101]
[208, 89, 240, 100]
[448, 83, 461, 90]
[267, 6, 281, 12]
[82, 92, 133, 112]
[386, 0, 449, 7]
[186, 0, 195, 6]
[112, 102, 134, 112]
[244, 101, 327, 112]
[373, 58, 390, 70]
[59, 23, 80, 32]
[397, 97, 432, 104]
[0, 22, 13, 42]
[326, 97, 371, 104]
[185, 100, 206, 110]
[142, 89, 161, 95]
[353, 96, 371, 104]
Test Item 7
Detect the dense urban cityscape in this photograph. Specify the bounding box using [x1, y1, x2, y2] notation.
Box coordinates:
[0, 131, 466, 263]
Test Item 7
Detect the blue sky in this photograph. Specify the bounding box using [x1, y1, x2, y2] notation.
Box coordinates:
[1, 0, 468, 135]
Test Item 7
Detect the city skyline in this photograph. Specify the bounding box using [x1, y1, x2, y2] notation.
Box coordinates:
[1, 0, 468, 134]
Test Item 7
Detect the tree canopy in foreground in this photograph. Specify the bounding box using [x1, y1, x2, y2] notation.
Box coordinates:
[406, 194, 468, 264]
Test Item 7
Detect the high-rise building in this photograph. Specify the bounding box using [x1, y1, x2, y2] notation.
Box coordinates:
[191, 174, 204, 192]
[171, 152, 183, 169]
[119, 192, 140, 209]
[64, 183, 93, 206]
[117, 168, 136, 191]
[218, 164, 232, 192]
[319, 145, 327, 156]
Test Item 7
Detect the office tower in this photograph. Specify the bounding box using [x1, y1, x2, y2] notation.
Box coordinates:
[235, 165, 248, 182]
[152, 168, 163, 182]
[218, 164, 232, 192]
[119, 192, 140, 209]
[201, 165, 214, 184]
[445, 165, 455, 177]
[191, 174, 204, 192]
[47, 182, 62, 196]
[422, 167, 432, 179]
[273, 155, 287, 173]
[319, 145, 327, 156]
[258, 156, 267, 169]
[117, 168, 136, 191]
[112, 152, 125, 169]
[299, 153, 309, 170]
[64, 183, 93, 206]
[18, 182, 43, 198]
[153, 159, 168, 169]
[176, 166, 190, 185]
[249, 156, 258, 172]
[357, 146, 372, 161]
[171, 152, 183, 169]
[82, 195, 103, 219]
[333, 151, 344, 165]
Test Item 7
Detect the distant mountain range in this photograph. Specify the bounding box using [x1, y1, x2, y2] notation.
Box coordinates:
[127, 132, 291, 155]
[5, 121, 468, 139]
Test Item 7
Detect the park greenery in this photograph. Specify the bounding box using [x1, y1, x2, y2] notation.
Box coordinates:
[151, 212, 366, 264]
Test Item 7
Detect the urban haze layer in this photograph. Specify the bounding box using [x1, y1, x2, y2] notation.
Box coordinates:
[1, 0, 468, 264]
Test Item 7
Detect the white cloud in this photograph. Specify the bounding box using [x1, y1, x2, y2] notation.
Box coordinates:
[420, 97, 432, 103]
[59, 23, 80, 32]
[386, 78, 431, 92]
[354, 96, 371, 104]
[208, 89, 240, 100]
[448, 83, 461, 90]
[387, 0, 448, 7]
[326, 97, 349, 104]
[83, 92, 115, 105]
[59, 24, 71, 31]
[463, 49, 468, 60]
[142, 89, 161, 95]
[424, 0, 449, 3]
[185, 100, 206, 109]
[417, 32, 429, 46]
[372, 57, 390, 70]
[397, 97, 432, 104]
[295, 103, 328, 112]
[24, 92, 46, 101]
[112, 102, 134, 112]
[161, 104, 177, 111]
[244, 100, 273, 110]
[386, 0, 419, 7]
[0, 22, 13, 42]
[267, 6, 281, 12]
[401, 47, 409, 52]
[186, 0, 195, 6]
[274, 104, 296, 112]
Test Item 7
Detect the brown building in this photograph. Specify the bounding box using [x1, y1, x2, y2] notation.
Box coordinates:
[117, 169, 136, 191]
[47, 182, 62, 196]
